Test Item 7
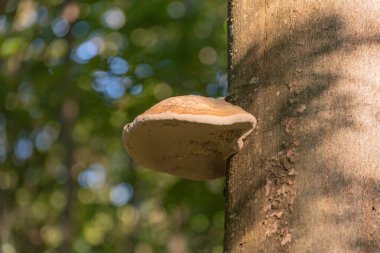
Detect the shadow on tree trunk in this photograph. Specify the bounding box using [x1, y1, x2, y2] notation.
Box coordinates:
[225, 11, 380, 252]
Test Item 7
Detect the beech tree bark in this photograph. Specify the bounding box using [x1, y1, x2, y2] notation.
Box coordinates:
[224, 0, 380, 252]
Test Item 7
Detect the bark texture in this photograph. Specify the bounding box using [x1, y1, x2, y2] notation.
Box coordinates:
[224, 0, 380, 252]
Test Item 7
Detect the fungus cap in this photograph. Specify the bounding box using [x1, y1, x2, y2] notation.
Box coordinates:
[123, 95, 256, 180]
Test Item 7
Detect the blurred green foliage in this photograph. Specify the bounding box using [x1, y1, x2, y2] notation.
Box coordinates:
[0, 0, 227, 252]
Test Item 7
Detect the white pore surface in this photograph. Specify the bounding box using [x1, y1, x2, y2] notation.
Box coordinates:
[123, 112, 256, 180]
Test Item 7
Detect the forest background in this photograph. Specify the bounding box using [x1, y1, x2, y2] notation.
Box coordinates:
[0, 0, 227, 252]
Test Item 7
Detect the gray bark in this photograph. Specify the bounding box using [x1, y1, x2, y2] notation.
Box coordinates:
[224, 0, 380, 252]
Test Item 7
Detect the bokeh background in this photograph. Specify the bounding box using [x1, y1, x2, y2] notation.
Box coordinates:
[0, 0, 227, 252]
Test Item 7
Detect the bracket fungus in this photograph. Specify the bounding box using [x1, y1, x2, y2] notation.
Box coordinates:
[122, 95, 256, 180]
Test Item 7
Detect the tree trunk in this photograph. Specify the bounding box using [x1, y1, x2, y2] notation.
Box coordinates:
[224, 0, 380, 252]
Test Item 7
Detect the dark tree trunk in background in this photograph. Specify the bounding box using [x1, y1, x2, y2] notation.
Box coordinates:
[224, 0, 380, 252]
[59, 99, 77, 253]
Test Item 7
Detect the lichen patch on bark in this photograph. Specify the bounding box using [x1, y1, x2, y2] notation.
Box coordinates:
[262, 150, 298, 247]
